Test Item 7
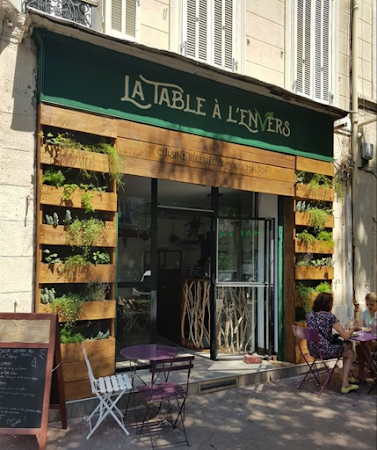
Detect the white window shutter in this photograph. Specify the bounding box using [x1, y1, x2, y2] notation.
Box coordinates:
[183, 0, 234, 71]
[213, 0, 233, 70]
[185, 0, 197, 58]
[295, 0, 331, 103]
[198, 0, 208, 61]
[106, 0, 138, 40]
[314, 0, 330, 102]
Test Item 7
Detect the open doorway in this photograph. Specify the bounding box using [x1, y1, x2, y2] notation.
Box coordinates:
[116, 175, 276, 362]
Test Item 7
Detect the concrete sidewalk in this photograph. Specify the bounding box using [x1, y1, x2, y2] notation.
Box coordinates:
[2, 368, 376, 450]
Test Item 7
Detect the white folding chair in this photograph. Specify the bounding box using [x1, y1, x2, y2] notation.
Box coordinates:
[82, 342, 132, 439]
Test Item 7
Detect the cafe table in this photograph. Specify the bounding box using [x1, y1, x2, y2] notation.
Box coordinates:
[350, 331, 377, 393]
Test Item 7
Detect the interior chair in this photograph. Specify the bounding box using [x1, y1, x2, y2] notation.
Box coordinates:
[292, 324, 341, 397]
[118, 296, 143, 332]
[82, 342, 132, 439]
[137, 354, 195, 448]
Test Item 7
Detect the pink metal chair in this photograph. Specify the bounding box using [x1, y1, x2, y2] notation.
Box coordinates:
[137, 354, 195, 448]
[292, 324, 341, 396]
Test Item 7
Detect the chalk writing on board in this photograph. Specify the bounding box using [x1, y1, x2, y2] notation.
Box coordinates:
[0, 348, 47, 428]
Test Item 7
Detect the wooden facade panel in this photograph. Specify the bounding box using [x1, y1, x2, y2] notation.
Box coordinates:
[36, 300, 116, 321]
[282, 197, 296, 363]
[39, 264, 116, 284]
[296, 156, 334, 176]
[40, 104, 117, 138]
[295, 184, 334, 201]
[40, 145, 111, 173]
[40, 185, 117, 211]
[122, 154, 295, 196]
[40, 224, 117, 247]
[117, 138, 296, 185]
[117, 119, 296, 170]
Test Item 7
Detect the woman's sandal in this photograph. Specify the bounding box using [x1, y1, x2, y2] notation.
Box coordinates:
[341, 384, 359, 394]
[348, 376, 363, 384]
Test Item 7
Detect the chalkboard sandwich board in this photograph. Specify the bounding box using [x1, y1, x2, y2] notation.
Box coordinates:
[0, 313, 66, 450]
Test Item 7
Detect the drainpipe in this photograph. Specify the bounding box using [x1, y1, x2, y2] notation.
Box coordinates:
[347, 0, 359, 318]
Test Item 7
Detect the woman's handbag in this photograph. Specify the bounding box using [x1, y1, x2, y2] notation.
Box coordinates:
[330, 334, 343, 345]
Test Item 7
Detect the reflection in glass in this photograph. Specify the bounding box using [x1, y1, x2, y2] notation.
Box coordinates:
[117, 175, 151, 282]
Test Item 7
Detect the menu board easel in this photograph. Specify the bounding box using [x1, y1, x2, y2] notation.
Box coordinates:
[0, 313, 66, 450]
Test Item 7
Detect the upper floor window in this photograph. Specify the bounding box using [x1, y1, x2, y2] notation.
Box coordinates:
[104, 0, 139, 40]
[294, 0, 333, 104]
[182, 0, 236, 71]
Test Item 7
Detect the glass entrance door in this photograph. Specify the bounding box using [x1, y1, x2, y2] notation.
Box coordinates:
[216, 218, 275, 357]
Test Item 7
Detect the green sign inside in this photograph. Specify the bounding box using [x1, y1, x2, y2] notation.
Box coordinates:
[36, 30, 334, 161]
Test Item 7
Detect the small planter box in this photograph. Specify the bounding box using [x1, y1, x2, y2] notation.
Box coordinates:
[60, 337, 115, 401]
[295, 240, 334, 254]
[39, 263, 116, 283]
[295, 184, 334, 202]
[295, 266, 334, 280]
[41, 144, 111, 173]
[36, 300, 116, 321]
[295, 212, 334, 228]
[40, 185, 117, 212]
[40, 223, 116, 247]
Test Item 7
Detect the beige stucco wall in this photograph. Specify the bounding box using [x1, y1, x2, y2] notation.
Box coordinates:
[0, 13, 37, 313]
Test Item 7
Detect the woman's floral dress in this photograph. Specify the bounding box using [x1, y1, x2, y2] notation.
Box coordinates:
[306, 311, 343, 359]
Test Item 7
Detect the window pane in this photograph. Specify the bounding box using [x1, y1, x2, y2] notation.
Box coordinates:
[118, 175, 151, 282]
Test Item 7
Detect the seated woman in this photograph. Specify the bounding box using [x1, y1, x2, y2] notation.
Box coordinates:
[307, 292, 360, 394]
[355, 292, 377, 382]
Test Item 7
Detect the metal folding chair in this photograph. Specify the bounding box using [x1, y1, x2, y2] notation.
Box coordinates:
[137, 354, 195, 448]
[82, 343, 132, 439]
[118, 297, 143, 332]
[292, 324, 341, 397]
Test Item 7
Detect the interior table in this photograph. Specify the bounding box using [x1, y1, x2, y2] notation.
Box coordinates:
[350, 331, 377, 393]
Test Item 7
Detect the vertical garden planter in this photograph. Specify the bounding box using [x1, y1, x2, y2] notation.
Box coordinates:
[36, 105, 119, 401]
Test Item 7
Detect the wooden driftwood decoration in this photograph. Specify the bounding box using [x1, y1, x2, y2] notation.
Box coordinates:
[181, 279, 210, 348]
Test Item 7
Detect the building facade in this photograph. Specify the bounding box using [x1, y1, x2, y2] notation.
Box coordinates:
[0, 1, 376, 390]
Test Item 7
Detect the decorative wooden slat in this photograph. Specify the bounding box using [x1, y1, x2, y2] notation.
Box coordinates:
[40, 104, 117, 138]
[117, 138, 296, 184]
[40, 185, 117, 211]
[40, 223, 116, 247]
[296, 156, 334, 176]
[117, 119, 296, 170]
[295, 266, 334, 280]
[295, 212, 334, 228]
[119, 153, 295, 197]
[36, 300, 116, 321]
[39, 264, 116, 283]
[295, 240, 334, 254]
[40, 145, 111, 173]
[295, 184, 334, 202]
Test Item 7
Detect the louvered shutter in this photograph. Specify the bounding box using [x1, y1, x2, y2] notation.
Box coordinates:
[296, 0, 311, 97]
[185, 0, 197, 58]
[107, 0, 138, 39]
[213, 0, 233, 70]
[183, 0, 234, 71]
[314, 0, 330, 102]
[295, 0, 331, 103]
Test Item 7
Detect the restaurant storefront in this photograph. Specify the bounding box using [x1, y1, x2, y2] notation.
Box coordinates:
[31, 17, 345, 392]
